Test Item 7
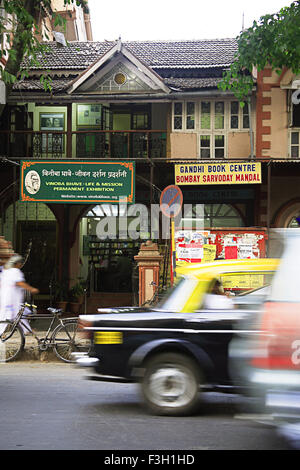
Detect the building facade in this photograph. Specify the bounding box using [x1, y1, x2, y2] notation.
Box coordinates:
[0, 37, 299, 308]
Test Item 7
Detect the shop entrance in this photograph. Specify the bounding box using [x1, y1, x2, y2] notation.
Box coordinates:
[80, 205, 141, 307]
[18, 220, 57, 294]
[0, 201, 57, 295]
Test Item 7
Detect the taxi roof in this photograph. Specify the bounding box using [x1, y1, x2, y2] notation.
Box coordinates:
[176, 258, 280, 280]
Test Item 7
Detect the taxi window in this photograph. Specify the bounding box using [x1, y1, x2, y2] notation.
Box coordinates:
[220, 271, 275, 295]
[159, 277, 199, 312]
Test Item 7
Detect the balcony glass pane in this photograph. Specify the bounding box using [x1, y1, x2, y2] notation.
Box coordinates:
[200, 135, 210, 158]
[200, 135, 210, 147]
[215, 148, 225, 158]
[201, 102, 211, 129]
[186, 116, 195, 129]
[215, 102, 224, 129]
[174, 116, 182, 130]
[215, 135, 224, 147]
[292, 132, 299, 145]
[291, 146, 299, 158]
[201, 148, 210, 158]
[231, 102, 239, 114]
[174, 103, 182, 115]
[231, 116, 238, 129]
[243, 115, 250, 129]
[187, 102, 195, 115]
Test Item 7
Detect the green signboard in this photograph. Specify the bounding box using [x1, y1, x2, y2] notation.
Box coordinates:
[20, 161, 135, 204]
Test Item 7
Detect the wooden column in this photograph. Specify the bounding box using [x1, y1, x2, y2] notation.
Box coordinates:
[134, 241, 163, 306]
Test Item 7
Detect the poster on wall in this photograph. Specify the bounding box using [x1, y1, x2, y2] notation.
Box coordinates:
[175, 230, 206, 263]
[175, 229, 267, 264]
[40, 113, 65, 153]
[40, 113, 64, 131]
[77, 104, 101, 127]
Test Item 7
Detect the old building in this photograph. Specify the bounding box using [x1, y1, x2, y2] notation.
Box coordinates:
[0, 36, 299, 309]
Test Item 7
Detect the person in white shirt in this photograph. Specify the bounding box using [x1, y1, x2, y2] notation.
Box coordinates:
[0, 254, 39, 334]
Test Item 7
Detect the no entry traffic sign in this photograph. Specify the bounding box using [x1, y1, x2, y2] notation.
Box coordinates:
[160, 185, 183, 218]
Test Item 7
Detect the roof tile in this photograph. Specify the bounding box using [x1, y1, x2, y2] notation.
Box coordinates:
[16, 38, 238, 93]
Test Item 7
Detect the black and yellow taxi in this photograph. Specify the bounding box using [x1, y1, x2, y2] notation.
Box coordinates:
[77, 258, 279, 416]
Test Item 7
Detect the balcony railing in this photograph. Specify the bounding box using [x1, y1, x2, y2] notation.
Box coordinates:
[0, 130, 167, 159]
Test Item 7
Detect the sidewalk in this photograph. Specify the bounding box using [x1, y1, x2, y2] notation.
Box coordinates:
[6, 316, 80, 362]
[19, 332, 59, 362]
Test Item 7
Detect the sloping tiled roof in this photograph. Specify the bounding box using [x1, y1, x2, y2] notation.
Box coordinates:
[164, 77, 224, 89]
[126, 39, 238, 68]
[22, 42, 115, 70]
[14, 76, 76, 92]
[15, 38, 238, 93]
[22, 39, 238, 70]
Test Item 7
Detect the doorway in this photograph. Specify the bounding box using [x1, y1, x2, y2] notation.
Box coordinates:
[80, 205, 142, 307]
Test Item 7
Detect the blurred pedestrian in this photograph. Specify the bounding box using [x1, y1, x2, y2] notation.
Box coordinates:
[0, 257, 4, 283]
[0, 254, 39, 334]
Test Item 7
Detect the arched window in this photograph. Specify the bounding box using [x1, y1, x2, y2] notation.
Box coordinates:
[287, 216, 300, 228]
[273, 200, 300, 228]
[204, 204, 245, 227]
[179, 203, 245, 229]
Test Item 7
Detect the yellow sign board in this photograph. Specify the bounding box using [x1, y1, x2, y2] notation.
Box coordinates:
[175, 162, 261, 185]
[203, 244, 217, 263]
[221, 273, 265, 289]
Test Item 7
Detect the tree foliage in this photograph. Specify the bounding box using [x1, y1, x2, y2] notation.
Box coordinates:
[219, 1, 300, 102]
[0, 0, 88, 91]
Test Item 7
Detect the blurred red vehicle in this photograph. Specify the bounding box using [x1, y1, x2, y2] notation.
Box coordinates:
[230, 229, 300, 448]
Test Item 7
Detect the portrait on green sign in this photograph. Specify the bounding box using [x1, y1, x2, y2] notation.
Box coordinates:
[25, 170, 41, 194]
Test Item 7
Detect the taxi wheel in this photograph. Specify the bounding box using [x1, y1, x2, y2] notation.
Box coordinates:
[141, 352, 200, 416]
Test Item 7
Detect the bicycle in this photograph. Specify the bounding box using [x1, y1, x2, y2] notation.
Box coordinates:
[0, 303, 91, 363]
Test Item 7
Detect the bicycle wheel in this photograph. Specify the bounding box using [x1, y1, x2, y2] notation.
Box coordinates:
[52, 320, 91, 363]
[0, 321, 25, 362]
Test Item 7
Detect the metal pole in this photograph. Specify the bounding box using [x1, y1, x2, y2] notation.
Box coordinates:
[12, 165, 16, 249]
[170, 214, 176, 285]
[267, 161, 271, 256]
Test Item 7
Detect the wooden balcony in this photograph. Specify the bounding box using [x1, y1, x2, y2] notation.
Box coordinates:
[0, 130, 167, 160]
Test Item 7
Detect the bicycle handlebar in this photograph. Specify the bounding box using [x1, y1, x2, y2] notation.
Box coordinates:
[24, 302, 37, 309]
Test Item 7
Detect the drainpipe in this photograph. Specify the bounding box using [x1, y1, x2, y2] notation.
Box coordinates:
[248, 96, 255, 159]
[267, 161, 272, 256]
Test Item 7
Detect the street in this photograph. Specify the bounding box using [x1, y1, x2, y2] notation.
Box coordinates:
[0, 362, 290, 451]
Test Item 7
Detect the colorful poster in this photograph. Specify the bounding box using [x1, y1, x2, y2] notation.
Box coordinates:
[203, 244, 217, 263]
[176, 230, 206, 263]
[225, 245, 238, 259]
[175, 229, 265, 264]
